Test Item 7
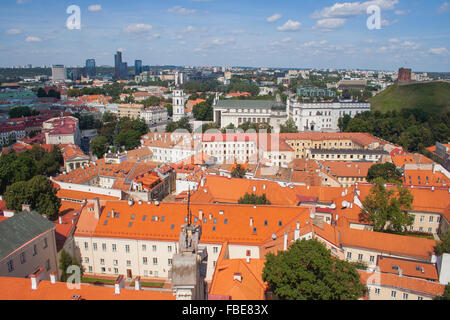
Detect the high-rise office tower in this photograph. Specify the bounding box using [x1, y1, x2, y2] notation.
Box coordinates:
[85, 59, 96, 78]
[51, 65, 67, 82]
[120, 62, 128, 79]
[114, 51, 122, 79]
[135, 60, 143, 76]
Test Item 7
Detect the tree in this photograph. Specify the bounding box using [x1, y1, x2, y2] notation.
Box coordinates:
[37, 88, 47, 98]
[4, 175, 61, 220]
[90, 136, 109, 159]
[367, 163, 402, 183]
[166, 117, 192, 133]
[360, 178, 414, 233]
[338, 114, 351, 132]
[280, 118, 298, 133]
[231, 164, 246, 178]
[263, 239, 366, 300]
[9, 106, 39, 119]
[164, 103, 173, 117]
[59, 249, 84, 282]
[115, 129, 141, 151]
[238, 193, 271, 205]
[435, 231, 450, 256]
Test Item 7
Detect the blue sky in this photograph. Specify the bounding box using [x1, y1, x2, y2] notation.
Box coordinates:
[0, 0, 449, 71]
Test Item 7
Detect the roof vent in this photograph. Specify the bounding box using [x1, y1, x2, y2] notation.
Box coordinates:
[271, 233, 277, 240]
[155, 201, 160, 206]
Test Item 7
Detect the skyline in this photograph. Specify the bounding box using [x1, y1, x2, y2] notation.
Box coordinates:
[0, 0, 449, 71]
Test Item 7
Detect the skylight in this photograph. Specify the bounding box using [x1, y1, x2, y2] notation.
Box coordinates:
[103, 220, 108, 226]
[142, 215, 147, 221]
[128, 222, 133, 227]
[131, 214, 135, 220]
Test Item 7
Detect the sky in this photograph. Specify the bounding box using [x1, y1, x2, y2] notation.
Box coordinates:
[0, 0, 449, 71]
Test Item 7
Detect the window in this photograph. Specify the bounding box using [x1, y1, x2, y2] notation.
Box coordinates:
[418, 296, 423, 300]
[153, 258, 158, 265]
[358, 254, 363, 261]
[84, 242, 88, 250]
[33, 244, 37, 256]
[391, 291, 396, 298]
[88, 266, 93, 273]
[142, 245, 147, 252]
[213, 261, 216, 267]
[127, 260, 131, 267]
[370, 256, 375, 263]
[213, 247, 218, 254]
[84, 257, 89, 263]
[420, 216, 425, 222]
[101, 267, 106, 274]
[347, 252, 352, 259]
[168, 246, 172, 253]
[125, 245, 130, 253]
[403, 293, 409, 300]
[114, 268, 119, 274]
[46, 260, 50, 271]
[100, 259, 105, 265]
[113, 260, 118, 266]
[429, 216, 434, 223]
[93, 243, 97, 251]
[43, 238, 48, 249]
[143, 257, 148, 265]
[374, 288, 380, 295]
[152, 245, 157, 252]
[168, 259, 173, 266]
[7, 260, 14, 273]
[20, 252, 26, 264]
[102, 243, 107, 252]
[112, 244, 117, 252]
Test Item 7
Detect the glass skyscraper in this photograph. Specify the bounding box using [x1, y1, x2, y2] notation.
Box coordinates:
[85, 59, 96, 78]
[114, 51, 122, 79]
[135, 60, 143, 76]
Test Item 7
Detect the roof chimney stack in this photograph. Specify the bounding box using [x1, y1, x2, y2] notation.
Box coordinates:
[114, 275, 125, 295]
[284, 231, 288, 251]
[250, 217, 254, 227]
[50, 271, 57, 284]
[58, 216, 63, 224]
[30, 267, 46, 290]
[134, 276, 141, 291]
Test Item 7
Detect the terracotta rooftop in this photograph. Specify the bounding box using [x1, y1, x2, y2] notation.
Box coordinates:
[0, 277, 174, 300]
[377, 256, 439, 282]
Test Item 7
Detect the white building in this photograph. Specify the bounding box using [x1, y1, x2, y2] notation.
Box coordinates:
[141, 107, 168, 125]
[172, 88, 186, 122]
[212, 99, 287, 133]
[51, 65, 67, 82]
[288, 99, 371, 132]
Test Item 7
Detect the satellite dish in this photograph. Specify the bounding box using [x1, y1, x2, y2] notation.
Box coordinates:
[271, 234, 277, 240]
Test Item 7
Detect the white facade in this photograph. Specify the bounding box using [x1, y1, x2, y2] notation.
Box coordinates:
[202, 138, 258, 164]
[141, 107, 169, 125]
[288, 100, 371, 132]
[51, 65, 67, 82]
[172, 89, 186, 122]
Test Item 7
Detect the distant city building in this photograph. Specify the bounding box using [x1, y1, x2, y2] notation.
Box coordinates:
[398, 68, 412, 84]
[85, 59, 96, 78]
[120, 62, 128, 79]
[51, 65, 66, 82]
[70, 67, 86, 81]
[296, 86, 335, 98]
[135, 60, 143, 76]
[114, 51, 122, 80]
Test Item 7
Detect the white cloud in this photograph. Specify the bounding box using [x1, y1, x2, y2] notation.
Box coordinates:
[277, 20, 301, 32]
[437, 2, 449, 14]
[124, 23, 152, 34]
[88, 5, 102, 12]
[16, 0, 30, 4]
[394, 9, 410, 15]
[365, 39, 377, 43]
[168, 6, 197, 15]
[429, 47, 449, 55]
[267, 14, 282, 23]
[381, 19, 399, 27]
[313, 18, 346, 32]
[389, 38, 400, 43]
[25, 36, 42, 42]
[5, 29, 22, 35]
[311, 0, 399, 19]
[303, 40, 329, 48]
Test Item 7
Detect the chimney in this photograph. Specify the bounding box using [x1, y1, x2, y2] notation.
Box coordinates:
[58, 216, 63, 224]
[114, 275, 125, 295]
[294, 222, 300, 241]
[253, 186, 256, 192]
[30, 267, 46, 290]
[233, 273, 242, 282]
[250, 217, 254, 227]
[88, 198, 100, 219]
[50, 271, 57, 284]
[398, 268, 402, 277]
[199, 210, 203, 220]
[246, 256, 250, 263]
[134, 276, 141, 291]
[22, 204, 31, 212]
[284, 231, 288, 251]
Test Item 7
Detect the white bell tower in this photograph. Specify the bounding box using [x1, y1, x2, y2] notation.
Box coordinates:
[173, 88, 186, 122]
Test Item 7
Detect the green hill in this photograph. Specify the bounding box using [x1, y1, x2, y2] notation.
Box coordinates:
[370, 81, 450, 114]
